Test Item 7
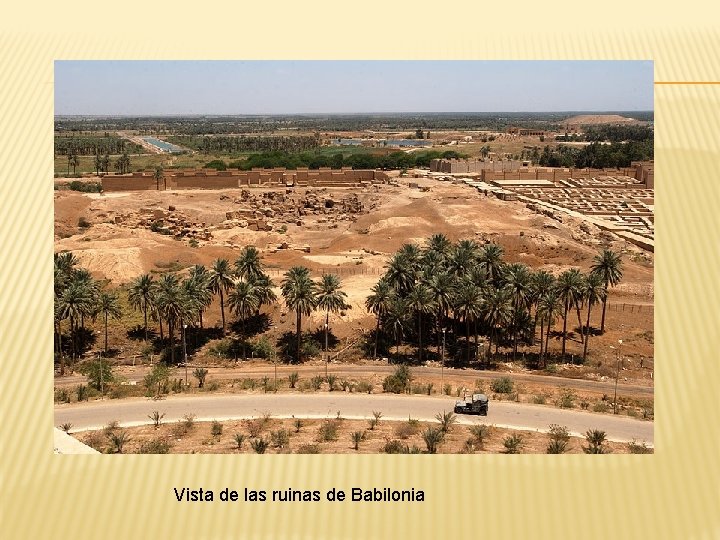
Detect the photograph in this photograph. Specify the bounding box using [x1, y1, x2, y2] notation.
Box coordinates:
[52, 60, 654, 455]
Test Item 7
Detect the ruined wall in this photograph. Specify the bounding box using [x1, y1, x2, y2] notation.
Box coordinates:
[430, 159, 523, 173]
[102, 168, 386, 192]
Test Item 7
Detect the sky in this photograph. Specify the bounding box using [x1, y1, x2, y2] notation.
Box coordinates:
[55, 61, 654, 116]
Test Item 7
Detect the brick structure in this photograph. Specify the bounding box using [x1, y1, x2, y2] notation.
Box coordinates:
[429, 159, 523, 173]
[101, 168, 389, 192]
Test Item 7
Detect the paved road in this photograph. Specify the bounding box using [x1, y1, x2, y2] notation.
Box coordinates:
[55, 363, 653, 397]
[55, 393, 653, 444]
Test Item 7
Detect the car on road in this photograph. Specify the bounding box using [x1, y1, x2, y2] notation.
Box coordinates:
[454, 393, 489, 416]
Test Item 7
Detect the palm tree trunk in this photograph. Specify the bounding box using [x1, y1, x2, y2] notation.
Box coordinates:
[169, 320, 175, 364]
[539, 319, 545, 359]
[544, 318, 552, 366]
[242, 318, 246, 360]
[583, 302, 593, 362]
[220, 289, 226, 335]
[600, 286, 609, 333]
[104, 312, 109, 354]
[474, 323, 479, 365]
[373, 317, 380, 360]
[199, 310, 204, 329]
[143, 304, 148, 342]
[58, 320, 65, 376]
[575, 301, 584, 343]
[296, 310, 302, 363]
[70, 316, 76, 362]
[561, 302, 569, 358]
[465, 317, 471, 366]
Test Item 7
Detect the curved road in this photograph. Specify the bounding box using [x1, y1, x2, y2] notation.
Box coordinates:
[55, 364, 653, 397]
[55, 393, 653, 445]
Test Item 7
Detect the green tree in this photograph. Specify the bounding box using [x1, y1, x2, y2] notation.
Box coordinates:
[209, 259, 234, 335]
[537, 291, 562, 367]
[128, 274, 155, 341]
[153, 166, 164, 190]
[556, 269, 584, 358]
[453, 281, 483, 365]
[281, 266, 317, 363]
[228, 280, 260, 359]
[96, 291, 122, 354]
[365, 278, 393, 359]
[234, 246, 265, 281]
[316, 274, 350, 361]
[405, 283, 436, 362]
[483, 286, 512, 359]
[590, 249, 623, 334]
[582, 272, 606, 362]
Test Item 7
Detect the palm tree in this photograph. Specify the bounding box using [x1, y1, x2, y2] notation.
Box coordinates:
[155, 274, 186, 364]
[537, 291, 562, 367]
[209, 259, 234, 335]
[153, 166, 164, 191]
[582, 273, 607, 362]
[504, 263, 532, 360]
[556, 269, 584, 359]
[316, 274, 349, 362]
[426, 233, 452, 260]
[187, 265, 212, 328]
[128, 274, 155, 341]
[281, 266, 317, 363]
[453, 281, 483, 365]
[228, 280, 260, 359]
[449, 239, 479, 277]
[384, 252, 417, 297]
[385, 296, 409, 357]
[249, 272, 277, 314]
[405, 283, 436, 362]
[530, 270, 555, 346]
[478, 243, 505, 286]
[56, 281, 95, 369]
[96, 291, 122, 354]
[234, 246, 264, 281]
[428, 272, 456, 357]
[365, 278, 393, 359]
[590, 249, 623, 334]
[482, 286, 512, 360]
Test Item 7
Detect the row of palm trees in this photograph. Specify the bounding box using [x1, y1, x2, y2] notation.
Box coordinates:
[365, 234, 623, 367]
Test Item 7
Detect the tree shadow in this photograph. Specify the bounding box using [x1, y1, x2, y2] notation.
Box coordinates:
[126, 325, 157, 342]
[276, 331, 322, 364]
[308, 326, 340, 350]
[229, 313, 271, 338]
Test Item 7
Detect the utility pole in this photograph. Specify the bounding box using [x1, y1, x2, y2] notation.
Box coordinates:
[183, 324, 188, 387]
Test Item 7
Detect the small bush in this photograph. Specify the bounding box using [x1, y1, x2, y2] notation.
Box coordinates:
[68, 180, 102, 193]
[557, 387, 576, 409]
[139, 438, 171, 454]
[356, 380, 374, 394]
[326, 375, 338, 391]
[310, 376, 324, 391]
[546, 439, 569, 454]
[468, 424, 492, 449]
[244, 414, 272, 438]
[474, 379, 485, 393]
[241, 378, 258, 390]
[193, 368, 208, 388]
[271, 429, 290, 449]
[351, 431, 366, 450]
[532, 393, 548, 405]
[144, 363, 171, 398]
[627, 440, 652, 454]
[288, 372, 299, 389]
[234, 433, 246, 450]
[382, 439, 407, 454]
[383, 365, 412, 394]
[54, 388, 71, 403]
[251, 336, 275, 359]
[546, 424, 571, 454]
[435, 411, 457, 434]
[583, 429, 609, 454]
[206, 381, 220, 392]
[503, 434, 524, 454]
[148, 410, 165, 429]
[84, 431, 105, 452]
[592, 401, 610, 413]
[107, 430, 130, 454]
[293, 418, 303, 433]
[318, 419, 340, 442]
[443, 383, 452, 396]
[422, 427, 444, 454]
[491, 376, 514, 394]
[210, 420, 223, 438]
[60, 423, 73, 433]
[296, 444, 321, 454]
[368, 411, 382, 430]
[394, 422, 419, 439]
[250, 438, 269, 454]
[76, 385, 89, 402]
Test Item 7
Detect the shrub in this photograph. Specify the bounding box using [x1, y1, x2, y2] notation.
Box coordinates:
[310, 376, 324, 391]
[351, 431, 366, 450]
[210, 420, 223, 438]
[235, 433, 245, 450]
[241, 378, 258, 390]
[84, 431, 105, 452]
[251, 336, 275, 359]
[144, 363, 171, 398]
[435, 411, 457, 434]
[326, 375, 338, 391]
[250, 438, 269, 454]
[468, 424, 492, 449]
[546, 424, 571, 454]
[288, 372, 299, 389]
[293, 418, 303, 433]
[627, 440, 652, 454]
[368, 411, 382, 430]
[244, 414, 272, 438]
[443, 383, 452, 396]
[318, 419, 340, 442]
[103, 420, 120, 435]
[193, 368, 208, 388]
[491, 376, 514, 394]
[271, 429, 290, 449]
[503, 434, 524, 454]
[296, 444, 321, 454]
[107, 430, 130, 454]
[183, 414, 196, 430]
[394, 421, 419, 439]
[60, 423, 73, 433]
[532, 393, 548, 405]
[557, 387, 576, 409]
[422, 427, 444, 454]
[79, 358, 114, 392]
[592, 401, 610, 413]
[583, 429, 609, 454]
[54, 388, 70, 403]
[76, 385, 89, 402]
[382, 439, 407, 454]
[580, 399, 590, 410]
[188, 239, 199, 248]
[207, 381, 220, 391]
[68, 180, 102, 193]
[546, 440, 568, 454]
[148, 410, 165, 429]
[383, 365, 412, 394]
[356, 380, 374, 394]
[171, 378, 184, 393]
[139, 438, 171, 454]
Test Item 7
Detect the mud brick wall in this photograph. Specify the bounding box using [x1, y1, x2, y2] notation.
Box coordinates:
[102, 174, 159, 191]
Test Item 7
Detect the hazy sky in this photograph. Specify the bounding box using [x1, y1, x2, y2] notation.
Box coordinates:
[55, 61, 653, 115]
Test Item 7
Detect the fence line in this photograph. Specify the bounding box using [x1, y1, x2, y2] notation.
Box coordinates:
[607, 302, 652, 313]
